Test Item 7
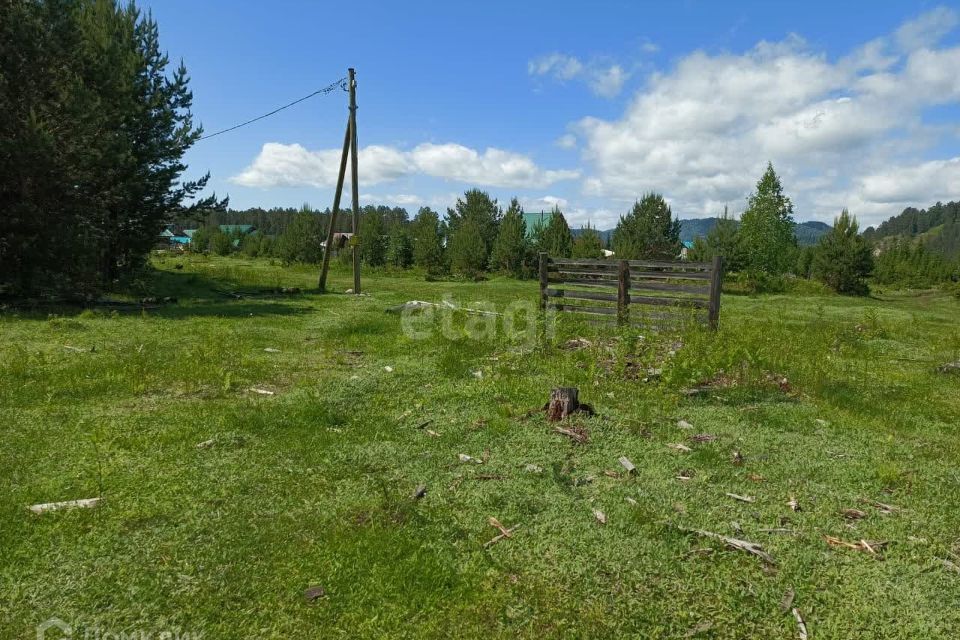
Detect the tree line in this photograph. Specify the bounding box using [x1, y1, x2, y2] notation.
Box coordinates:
[1, 0, 224, 298]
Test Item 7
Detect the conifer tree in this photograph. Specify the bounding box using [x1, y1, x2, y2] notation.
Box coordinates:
[489, 198, 529, 277]
[611, 193, 681, 260]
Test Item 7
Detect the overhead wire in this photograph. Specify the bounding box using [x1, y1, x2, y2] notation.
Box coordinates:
[196, 77, 347, 141]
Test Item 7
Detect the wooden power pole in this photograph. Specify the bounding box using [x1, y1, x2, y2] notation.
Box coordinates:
[318, 68, 361, 293]
[348, 68, 361, 294]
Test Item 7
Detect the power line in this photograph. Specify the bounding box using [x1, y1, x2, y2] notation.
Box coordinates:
[196, 77, 347, 141]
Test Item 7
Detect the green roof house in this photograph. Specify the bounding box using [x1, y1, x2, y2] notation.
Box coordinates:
[522, 211, 550, 238]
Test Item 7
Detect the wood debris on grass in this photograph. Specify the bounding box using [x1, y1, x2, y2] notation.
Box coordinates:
[263, 347, 281, 353]
[726, 493, 756, 503]
[748, 473, 765, 482]
[29, 497, 101, 515]
[792, 608, 808, 640]
[484, 517, 520, 548]
[593, 509, 607, 525]
[195, 439, 215, 449]
[823, 535, 889, 555]
[674, 525, 775, 565]
[523, 463, 543, 474]
[732, 450, 745, 465]
[677, 419, 694, 430]
[618, 456, 636, 475]
[625, 497, 638, 506]
[304, 585, 326, 603]
[248, 388, 275, 396]
[383, 365, 394, 373]
[841, 508, 867, 520]
[425, 429, 441, 438]
[779, 587, 795, 613]
[788, 496, 801, 512]
[458, 453, 483, 464]
[941, 558, 960, 574]
[689, 433, 718, 443]
[859, 497, 900, 514]
[553, 425, 589, 444]
[667, 443, 692, 452]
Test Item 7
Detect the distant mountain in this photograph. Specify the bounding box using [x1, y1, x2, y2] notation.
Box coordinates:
[573, 219, 831, 247]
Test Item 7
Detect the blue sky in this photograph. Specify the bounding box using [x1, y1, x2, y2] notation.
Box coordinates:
[142, 0, 960, 228]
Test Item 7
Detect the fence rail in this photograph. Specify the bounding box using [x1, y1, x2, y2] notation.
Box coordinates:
[539, 254, 723, 330]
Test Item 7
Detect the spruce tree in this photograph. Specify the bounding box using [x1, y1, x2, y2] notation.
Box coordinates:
[738, 163, 796, 277]
[572, 225, 604, 259]
[489, 198, 529, 277]
[539, 207, 574, 257]
[812, 209, 873, 294]
[611, 193, 681, 260]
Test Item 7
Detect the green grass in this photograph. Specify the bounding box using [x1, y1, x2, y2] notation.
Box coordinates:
[2, 255, 960, 638]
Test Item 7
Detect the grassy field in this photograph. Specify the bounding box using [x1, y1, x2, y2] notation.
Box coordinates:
[3, 255, 960, 638]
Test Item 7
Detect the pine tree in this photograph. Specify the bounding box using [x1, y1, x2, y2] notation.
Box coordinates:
[489, 198, 529, 277]
[811, 210, 873, 294]
[448, 219, 488, 278]
[277, 205, 324, 264]
[611, 193, 681, 260]
[410, 207, 444, 269]
[738, 163, 796, 277]
[386, 224, 413, 268]
[572, 225, 604, 259]
[538, 206, 574, 257]
[0, 0, 225, 297]
[359, 210, 388, 267]
[446, 190, 501, 268]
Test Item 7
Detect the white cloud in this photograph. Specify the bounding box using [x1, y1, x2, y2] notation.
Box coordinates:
[232, 142, 578, 190]
[573, 10, 960, 224]
[858, 157, 960, 204]
[527, 53, 583, 80]
[590, 65, 628, 98]
[528, 53, 632, 98]
[895, 6, 959, 51]
[556, 133, 577, 149]
[522, 195, 569, 212]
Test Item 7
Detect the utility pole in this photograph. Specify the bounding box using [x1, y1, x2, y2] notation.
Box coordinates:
[348, 68, 361, 294]
[318, 68, 361, 293]
[317, 120, 351, 292]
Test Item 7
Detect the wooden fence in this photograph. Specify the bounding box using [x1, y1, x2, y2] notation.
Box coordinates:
[539, 253, 723, 330]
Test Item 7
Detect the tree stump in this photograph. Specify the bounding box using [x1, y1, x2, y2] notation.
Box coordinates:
[545, 387, 593, 421]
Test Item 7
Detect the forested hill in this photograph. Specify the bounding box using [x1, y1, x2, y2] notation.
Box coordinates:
[676, 218, 830, 246]
[862, 201, 960, 258]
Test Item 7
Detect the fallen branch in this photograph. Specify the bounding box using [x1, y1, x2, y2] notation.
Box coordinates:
[484, 517, 520, 548]
[823, 535, 889, 555]
[792, 608, 808, 640]
[667, 443, 692, 452]
[553, 426, 589, 444]
[674, 525, 775, 565]
[248, 387, 275, 396]
[29, 497, 101, 515]
[618, 456, 636, 475]
[726, 492, 756, 503]
[858, 497, 900, 514]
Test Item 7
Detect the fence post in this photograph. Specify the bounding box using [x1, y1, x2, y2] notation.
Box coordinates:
[539, 252, 549, 312]
[617, 259, 630, 326]
[708, 255, 724, 330]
